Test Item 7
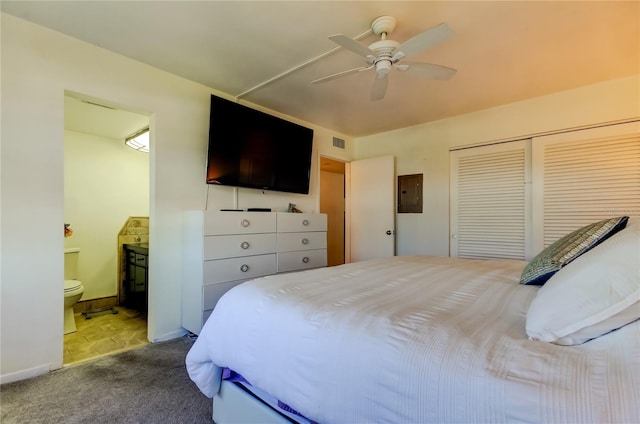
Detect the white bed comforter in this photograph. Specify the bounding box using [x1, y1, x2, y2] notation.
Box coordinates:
[186, 256, 640, 424]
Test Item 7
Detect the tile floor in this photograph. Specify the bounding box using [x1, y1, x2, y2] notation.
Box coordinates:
[63, 306, 148, 365]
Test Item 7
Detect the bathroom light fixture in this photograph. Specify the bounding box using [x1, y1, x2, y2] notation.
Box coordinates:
[125, 127, 150, 152]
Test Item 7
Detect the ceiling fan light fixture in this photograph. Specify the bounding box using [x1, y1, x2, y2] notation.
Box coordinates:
[375, 60, 392, 77]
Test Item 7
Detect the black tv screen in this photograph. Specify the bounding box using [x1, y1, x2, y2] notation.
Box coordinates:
[206, 95, 314, 194]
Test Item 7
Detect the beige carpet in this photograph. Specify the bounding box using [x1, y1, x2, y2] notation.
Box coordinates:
[1, 336, 212, 424]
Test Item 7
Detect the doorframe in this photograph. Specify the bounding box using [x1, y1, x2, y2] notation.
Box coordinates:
[345, 161, 352, 263]
[63, 91, 152, 356]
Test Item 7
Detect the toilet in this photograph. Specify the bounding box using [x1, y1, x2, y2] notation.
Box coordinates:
[64, 248, 85, 334]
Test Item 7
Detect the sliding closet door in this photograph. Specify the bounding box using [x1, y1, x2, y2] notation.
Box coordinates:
[531, 121, 640, 252]
[450, 140, 531, 260]
[450, 120, 639, 261]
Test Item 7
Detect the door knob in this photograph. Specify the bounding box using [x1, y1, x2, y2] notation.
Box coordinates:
[386, 230, 392, 235]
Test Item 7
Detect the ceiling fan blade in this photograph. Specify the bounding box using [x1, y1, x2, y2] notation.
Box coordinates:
[395, 62, 457, 80]
[391, 22, 454, 61]
[312, 65, 374, 84]
[370, 74, 388, 101]
[329, 34, 376, 63]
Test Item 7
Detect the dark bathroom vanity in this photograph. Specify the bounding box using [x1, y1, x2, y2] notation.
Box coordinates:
[123, 243, 149, 314]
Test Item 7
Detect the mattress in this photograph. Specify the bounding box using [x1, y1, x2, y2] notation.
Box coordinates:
[186, 255, 640, 423]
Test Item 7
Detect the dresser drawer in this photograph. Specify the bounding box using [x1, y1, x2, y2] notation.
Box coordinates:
[202, 279, 246, 311]
[277, 232, 327, 252]
[204, 233, 276, 260]
[204, 212, 276, 235]
[277, 249, 327, 273]
[202, 309, 214, 328]
[204, 254, 276, 284]
[276, 212, 327, 233]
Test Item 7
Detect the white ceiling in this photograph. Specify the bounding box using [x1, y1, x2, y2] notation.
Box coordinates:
[63, 95, 149, 141]
[3, 1, 638, 138]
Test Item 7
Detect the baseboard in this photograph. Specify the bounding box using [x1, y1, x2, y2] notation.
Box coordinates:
[152, 328, 188, 343]
[73, 296, 118, 314]
[0, 363, 49, 385]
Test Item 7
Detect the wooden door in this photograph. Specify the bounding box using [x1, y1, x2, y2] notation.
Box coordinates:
[320, 158, 345, 266]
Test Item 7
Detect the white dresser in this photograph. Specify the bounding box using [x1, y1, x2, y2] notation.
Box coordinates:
[182, 210, 327, 335]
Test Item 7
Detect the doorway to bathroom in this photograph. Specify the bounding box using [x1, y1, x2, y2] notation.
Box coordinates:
[63, 92, 150, 364]
[320, 157, 346, 266]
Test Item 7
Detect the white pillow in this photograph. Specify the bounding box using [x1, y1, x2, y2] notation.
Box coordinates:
[526, 218, 640, 345]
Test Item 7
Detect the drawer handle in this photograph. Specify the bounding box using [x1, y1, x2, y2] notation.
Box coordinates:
[302, 219, 309, 226]
[241, 241, 250, 250]
[241, 219, 251, 228]
[302, 256, 310, 264]
[301, 238, 309, 245]
[240, 264, 250, 272]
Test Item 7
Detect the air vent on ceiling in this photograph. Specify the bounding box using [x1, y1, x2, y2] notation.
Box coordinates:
[332, 137, 345, 149]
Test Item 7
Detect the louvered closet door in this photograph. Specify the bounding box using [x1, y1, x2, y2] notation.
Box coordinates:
[532, 121, 640, 252]
[450, 140, 531, 260]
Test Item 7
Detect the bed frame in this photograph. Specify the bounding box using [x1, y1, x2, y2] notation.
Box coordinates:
[212, 379, 296, 424]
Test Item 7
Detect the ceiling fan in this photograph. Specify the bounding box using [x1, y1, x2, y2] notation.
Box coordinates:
[312, 16, 457, 101]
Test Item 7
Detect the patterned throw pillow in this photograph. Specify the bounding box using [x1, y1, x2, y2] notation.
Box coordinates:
[520, 216, 629, 285]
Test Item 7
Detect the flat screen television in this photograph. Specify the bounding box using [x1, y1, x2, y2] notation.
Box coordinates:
[206, 95, 314, 194]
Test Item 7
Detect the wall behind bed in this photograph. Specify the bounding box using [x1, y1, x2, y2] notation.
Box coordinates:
[354, 75, 640, 256]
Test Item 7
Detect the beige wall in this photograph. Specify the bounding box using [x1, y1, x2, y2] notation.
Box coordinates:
[0, 13, 354, 383]
[64, 130, 150, 300]
[354, 75, 640, 256]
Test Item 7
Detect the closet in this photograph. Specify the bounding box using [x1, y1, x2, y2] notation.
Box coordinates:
[450, 121, 640, 260]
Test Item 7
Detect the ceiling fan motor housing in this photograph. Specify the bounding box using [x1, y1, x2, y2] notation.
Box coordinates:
[369, 39, 398, 76]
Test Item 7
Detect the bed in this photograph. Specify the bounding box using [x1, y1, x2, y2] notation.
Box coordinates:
[186, 218, 640, 423]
